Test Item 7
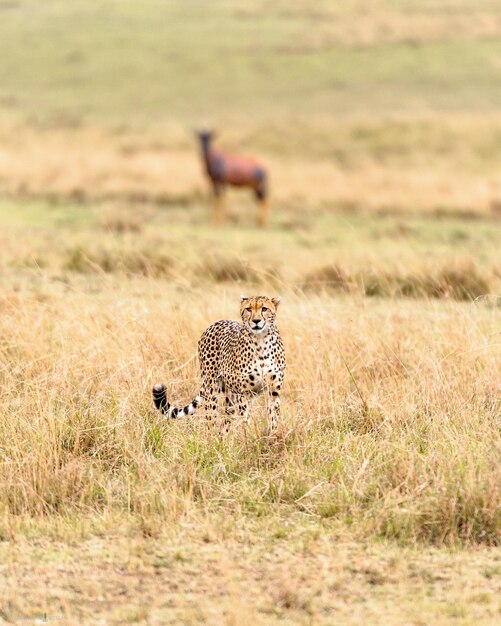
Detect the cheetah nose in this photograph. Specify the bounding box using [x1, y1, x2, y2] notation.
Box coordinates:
[252, 319, 261, 325]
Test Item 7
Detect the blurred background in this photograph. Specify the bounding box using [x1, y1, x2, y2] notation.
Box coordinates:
[0, 0, 500, 295]
[1, 6, 500, 619]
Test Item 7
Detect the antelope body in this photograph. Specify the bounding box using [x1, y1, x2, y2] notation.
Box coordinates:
[197, 130, 269, 227]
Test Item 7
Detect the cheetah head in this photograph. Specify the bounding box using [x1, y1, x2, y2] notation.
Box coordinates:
[240, 295, 280, 334]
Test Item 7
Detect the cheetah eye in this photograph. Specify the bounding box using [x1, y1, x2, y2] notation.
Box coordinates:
[261, 306, 268, 312]
[246, 307, 252, 313]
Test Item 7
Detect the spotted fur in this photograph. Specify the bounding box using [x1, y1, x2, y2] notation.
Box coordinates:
[152, 295, 285, 429]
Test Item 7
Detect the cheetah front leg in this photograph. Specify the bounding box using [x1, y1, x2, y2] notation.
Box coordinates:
[222, 391, 237, 431]
[267, 374, 283, 431]
[222, 392, 249, 431]
[224, 392, 237, 418]
[235, 393, 250, 425]
[200, 376, 219, 422]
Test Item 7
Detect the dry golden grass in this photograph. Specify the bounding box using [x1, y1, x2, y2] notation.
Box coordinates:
[0, 269, 500, 623]
[1, 281, 499, 542]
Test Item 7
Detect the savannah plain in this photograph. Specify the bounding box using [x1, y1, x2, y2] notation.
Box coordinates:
[0, 1, 500, 624]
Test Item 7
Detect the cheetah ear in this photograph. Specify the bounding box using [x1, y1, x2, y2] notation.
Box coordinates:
[271, 297, 281, 308]
[240, 295, 249, 302]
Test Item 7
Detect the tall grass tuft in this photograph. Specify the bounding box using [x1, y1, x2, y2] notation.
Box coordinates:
[302, 260, 492, 301]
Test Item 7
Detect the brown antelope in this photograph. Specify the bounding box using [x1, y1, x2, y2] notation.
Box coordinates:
[196, 130, 269, 227]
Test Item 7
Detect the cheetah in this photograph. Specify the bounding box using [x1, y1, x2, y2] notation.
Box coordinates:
[152, 295, 285, 429]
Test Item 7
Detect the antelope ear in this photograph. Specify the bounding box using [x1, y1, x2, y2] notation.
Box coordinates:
[240, 295, 249, 302]
[271, 297, 281, 308]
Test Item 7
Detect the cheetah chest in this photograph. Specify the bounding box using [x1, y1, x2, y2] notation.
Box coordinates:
[235, 337, 282, 394]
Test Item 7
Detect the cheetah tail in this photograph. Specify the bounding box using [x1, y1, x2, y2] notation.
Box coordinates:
[152, 383, 202, 419]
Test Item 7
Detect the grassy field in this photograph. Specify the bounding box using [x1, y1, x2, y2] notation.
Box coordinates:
[0, 200, 499, 624]
[0, 1, 500, 624]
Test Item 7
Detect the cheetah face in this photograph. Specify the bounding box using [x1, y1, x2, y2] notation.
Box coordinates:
[240, 295, 280, 334]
